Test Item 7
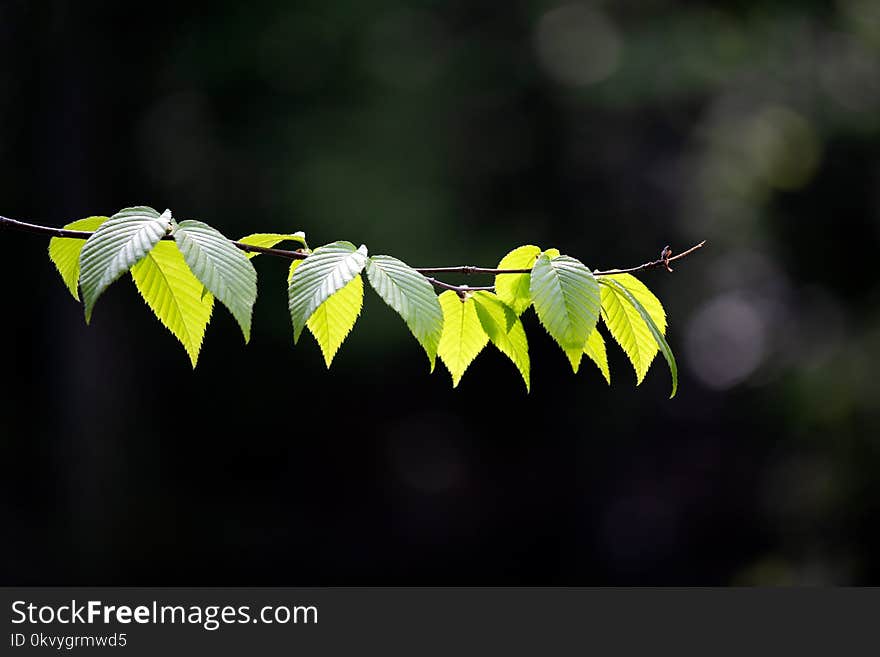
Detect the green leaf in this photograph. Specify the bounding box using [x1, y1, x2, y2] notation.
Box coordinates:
[599, 278, 678, 398]
[79, 206, 172, 323]
[306, 273, 363, 367]
[366, 254, 444, 371]
[436, 291, 489, 387]
[602, 273, 667, 331]
[583, 328, 611, 384]
[288, 259, 301, 284]
[529, 254, 601, 350]
[238, 232, 308, 259]
[494, 245, 541, 316]
[598, 273, 667, 385]
[48, 216, 108, 300]
[173, 220, 259, 343]
[472, 292, 530, 392]
[288, 241, 368, 343]
[563, 347, 583, 374]
[493, 245, 562, 316]
[130, 241, 215, 367]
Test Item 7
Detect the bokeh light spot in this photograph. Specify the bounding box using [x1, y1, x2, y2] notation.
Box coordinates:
[745, 106, 821, 191]
[535, 4, 622, 86]
[685, 294, 767, 390]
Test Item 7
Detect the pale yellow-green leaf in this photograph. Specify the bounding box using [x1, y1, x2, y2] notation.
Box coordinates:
[599, 273, 667, 384]
[529, 254, 601, 350]
[238, 232, 307, 259]
[366, 255, 443, 371]
[600, 277, 677, 398]
[242, 233, 309, 308]
[583, 328, 611, 384]
[306, 273, 363, 367]
[48, 216, 108, 300]
[564, 347, 583, 374]
[174, 220, 258, 343]
[288, 259, 302, 284]
[130, 241, 215, 367]
[494, 245, 540, 316]
[493, 245, 562, 316]
[436, 291, 488, 387]
[288, 241, 368, 343]
[79, 206, 172, 322]
[472, 291, 530, 392]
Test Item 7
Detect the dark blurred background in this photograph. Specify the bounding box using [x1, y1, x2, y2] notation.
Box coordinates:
[2, 0, 879, 585]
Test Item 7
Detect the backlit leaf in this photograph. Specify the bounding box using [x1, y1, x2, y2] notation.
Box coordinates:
[306, 273, 363, 367]
[600, 277, 677, 398]
[493, 245, 561, 316]
[366, 254, 443, 371]
[174, 220, 258, 342]
[529, 254, 600, 351]
[130, 241, 214, 367]
[48, 216, 108, 300]
[79, 206, 172, 323]
[288, 241, 368, 343]
[563, 347, 583, 374]
[494, 245, 541, 316]
[583, 328, 610, 384]
[598, 273, 667, 385]
[238, 232, 308, 259]
[288, 259, 302, 284]
[473, 291, 530, 391]
[436, 291, 488, 387]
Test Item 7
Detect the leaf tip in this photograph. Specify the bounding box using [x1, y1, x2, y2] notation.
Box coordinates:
[185, 343, 201, 368]
[564, 348, 582, 374]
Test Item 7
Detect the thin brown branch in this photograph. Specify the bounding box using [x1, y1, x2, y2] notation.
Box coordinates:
[414, 241, 707, 277]
[0, 215, 309, 260]
[592, 241, 707, 277]
[416, 265, 532, 275]
[0, 214, 706, 295]
[424, 277, 495, 294]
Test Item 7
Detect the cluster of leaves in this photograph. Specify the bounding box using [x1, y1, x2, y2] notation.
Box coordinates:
[48, 206, 676, 395]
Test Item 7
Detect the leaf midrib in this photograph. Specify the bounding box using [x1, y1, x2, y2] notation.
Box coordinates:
[141, 250, 200, 351]
[604, 288, 649, 373]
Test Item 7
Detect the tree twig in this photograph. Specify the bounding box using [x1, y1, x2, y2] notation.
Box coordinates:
[0, 214, 706, 294]
[0, 215, 309, 260]
[424, 277, 495, 294]
[592, 241, 707, 276]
